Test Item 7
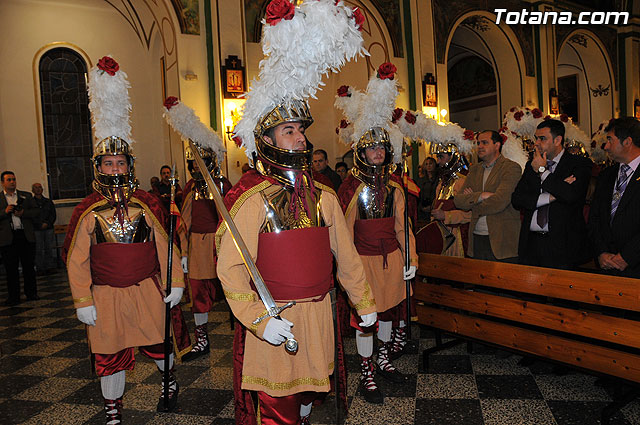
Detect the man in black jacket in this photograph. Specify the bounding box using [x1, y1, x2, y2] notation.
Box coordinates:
[0, 171, 39, 305]
[511, 119, 592, 269]
[588, 117, 640, 278]
[32, 182, 57, 274]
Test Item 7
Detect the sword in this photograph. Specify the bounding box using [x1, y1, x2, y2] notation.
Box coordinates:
[189, 141, 298, 353]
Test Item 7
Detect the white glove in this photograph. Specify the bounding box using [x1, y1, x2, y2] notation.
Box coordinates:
[181, 256, 189, 273]
[77, 305, 97, 326]
[163, 287, 184, 308]
[359, 312, 377, 328]
[404, 265, 417, 280]
[262, 317, 295, 346]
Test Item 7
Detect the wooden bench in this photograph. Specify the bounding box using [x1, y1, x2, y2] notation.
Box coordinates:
[415, 253, 640, 424]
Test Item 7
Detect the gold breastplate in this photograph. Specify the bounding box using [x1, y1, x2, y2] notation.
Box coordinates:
[260, 185, 325, 233]
[91, 202, 153, 244]
[357, 184, 395, 219]
[437, 173, 463, 201]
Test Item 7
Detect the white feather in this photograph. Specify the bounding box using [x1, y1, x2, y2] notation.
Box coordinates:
[162, 101, 226, 164]
[88, 59, 132, 145]
[234, 0, 368, 160]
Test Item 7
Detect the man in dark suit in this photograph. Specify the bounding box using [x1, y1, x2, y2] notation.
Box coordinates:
[588, 117, 640, 278]
[0, 171, 39, 305]
[511, 119, 592, 269]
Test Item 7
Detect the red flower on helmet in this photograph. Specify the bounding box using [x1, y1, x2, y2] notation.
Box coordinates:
[405, 111, 416, 124]
[337, 85, 350, 97]
[544, 115, 551, 120]
[560, 114, 569, 122]
[164, 96, 179, 110]
[463, 130, 475, 140]
[265, 0, 295, 26]
[352, 7, 365, 30]
[514, 111, 524, 121]
[377, 62, 397, 80]
[339, 119, 349, 129]
[532, 108, 543, 118]
[391, 108, 404, 123]
[97, 56, 119, 76]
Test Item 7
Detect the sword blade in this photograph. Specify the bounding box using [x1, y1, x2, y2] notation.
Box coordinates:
[189, 141, 278, 313]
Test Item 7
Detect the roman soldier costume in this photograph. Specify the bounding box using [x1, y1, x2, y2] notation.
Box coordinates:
[216, 2, 375, 424]
[336, 63, 417, 404]
[431, 142, 472, 256]
[62, 57, 190, 424]
[163, 97, 232, 362]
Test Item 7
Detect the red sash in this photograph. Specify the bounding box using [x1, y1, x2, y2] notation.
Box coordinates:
[191, 199, 218, 233]
[354, 217, 399, 268]
[255, 227, 333, 301]
[90, 242, 160, 287]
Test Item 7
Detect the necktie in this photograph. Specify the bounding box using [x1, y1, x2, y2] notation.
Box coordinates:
[610, 163, 631, 223]
[536, 160, 556, 229]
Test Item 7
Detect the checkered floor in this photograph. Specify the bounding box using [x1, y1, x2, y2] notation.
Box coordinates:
[1, 269, 639, 424]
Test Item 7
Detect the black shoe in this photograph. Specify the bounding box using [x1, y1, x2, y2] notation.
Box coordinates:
[157, 368, 179, 412]
[376, 365, 406, 383]
[361, 381, 384, 404]
[181, 344, 210, 362]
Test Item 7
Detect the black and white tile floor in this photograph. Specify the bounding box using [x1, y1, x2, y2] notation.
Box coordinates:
[1, 270, 639, 424]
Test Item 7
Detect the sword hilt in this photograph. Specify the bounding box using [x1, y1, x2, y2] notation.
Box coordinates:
[252, 301, 298, 353]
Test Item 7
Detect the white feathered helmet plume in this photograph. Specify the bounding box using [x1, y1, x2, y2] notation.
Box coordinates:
[162, 96, 226, 176]
[232, 0, 368, 169]
[334, 62, 403, 186]
[87, 55, 138, 203]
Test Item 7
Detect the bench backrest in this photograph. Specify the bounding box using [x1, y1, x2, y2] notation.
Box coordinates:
[415, 253, 640, 383]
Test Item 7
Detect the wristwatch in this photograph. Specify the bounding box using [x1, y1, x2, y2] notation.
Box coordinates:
[538, 166, 546, 173]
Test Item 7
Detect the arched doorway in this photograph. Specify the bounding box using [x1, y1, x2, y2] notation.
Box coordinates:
[445, 13, 526, 131]
[557, 31, 615, 135]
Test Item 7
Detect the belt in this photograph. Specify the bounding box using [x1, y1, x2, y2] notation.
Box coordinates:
[532, 231, 549, 237]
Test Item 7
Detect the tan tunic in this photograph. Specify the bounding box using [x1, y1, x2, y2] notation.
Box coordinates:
[344, 181, 418, 313]
[179, 190, 217, 280]
[216, 184, 376, 397]
[67, 204, 184, 354]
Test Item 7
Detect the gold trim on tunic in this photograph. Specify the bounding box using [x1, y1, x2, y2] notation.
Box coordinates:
[242, 362, 334, 390]
[223, 289, 258, 302]
[353, 281, 375, 311]
[73, 295, 94, 304]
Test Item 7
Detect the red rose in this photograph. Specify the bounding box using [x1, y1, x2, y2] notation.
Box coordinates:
[532, 108, 542, 118]
[335, 127, 339, 135]
[377, 62, 397, 80]
[164, 96, 179, 110]
[337, 85, 350, 97]
[514, 111, 524, 121]
[232, 135, 242, 148]
[463, 129, 475, 140]
[265, 0, 295, 26]
[97, 56, 119, 76]
[544, 115, 551, 120]
[391, 108, 404, 123]
[405, 111, 416, 125]
[510, 107, 516, 112]
[352, 7, 365, 30]
[498, 126, 508, 133]
[560, 114, 569, 122]
[339, 119, 349, 129]
[501, 133, 508, 143]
